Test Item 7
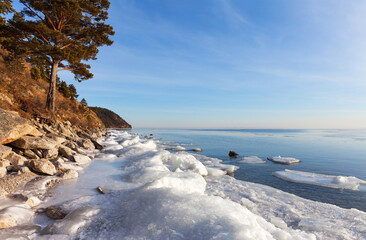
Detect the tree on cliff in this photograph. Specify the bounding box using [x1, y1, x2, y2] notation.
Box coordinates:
[2, 0, 114, 114]
[0, 0, 13, 25]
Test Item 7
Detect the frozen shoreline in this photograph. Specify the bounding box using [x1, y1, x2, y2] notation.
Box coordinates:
[1, 130, 365, 239]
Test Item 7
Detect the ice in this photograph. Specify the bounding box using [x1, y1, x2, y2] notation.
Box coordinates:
[0, 206, 34, 228]
[167, 152, 208, 176]
[206, 176, 366, 240]
[267, 156, 301, 165]
[40, 206, 100, 236]
[238, 156, 266, 164]
[206, 167, 227, 177]
[273, 169, 366, 190]
[146, 171, 206, 194]
[10, 130, 365, 240]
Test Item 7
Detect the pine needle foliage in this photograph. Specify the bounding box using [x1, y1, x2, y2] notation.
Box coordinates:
[2, 0, 114, 114]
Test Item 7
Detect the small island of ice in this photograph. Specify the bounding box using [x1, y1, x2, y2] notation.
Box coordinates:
[273, 169, 366, 191]
[238, 156, 266, 164]
[267, 156, 301, 165]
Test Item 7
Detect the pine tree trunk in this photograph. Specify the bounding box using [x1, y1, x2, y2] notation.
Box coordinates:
[46, 61, 59, 114]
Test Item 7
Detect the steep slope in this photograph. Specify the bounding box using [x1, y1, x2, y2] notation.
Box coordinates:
[0, 48, 103, 129]
[90, 107, 131, 128]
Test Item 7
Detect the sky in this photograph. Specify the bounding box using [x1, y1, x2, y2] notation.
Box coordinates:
[12, 0, 366, 129]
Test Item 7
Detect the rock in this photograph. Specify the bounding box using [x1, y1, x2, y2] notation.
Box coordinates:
[33, 149, 43, 158]
[28, 159, 56, 175]
[229, 150, 239, 158]
[96, 186, 105, 194]
[45, 133, 66, 144]
[57, 123, 73, 137]
[91, 138, 104, 150]
[0, 145, 12, 159]
[192, 148, 203, 152]
[23, 150, 39, 159]
[0, 160, 10, 168]
[0, 109, 41, 144]
[0, 167, 7, 178]
[71, 155, 91, 165]
[58, 145, 75, 159]
[26, 196, 42, 207]
[19, 166, 31, 174]
[10, 136, 58, 150]
[60, 169, 78, 180]
[5, 152, 27, 166]
[45, 206, 67, 220]
[64, 141, 77, 151]
[42, 148, 58, 159]
[77, 139, 95, 150]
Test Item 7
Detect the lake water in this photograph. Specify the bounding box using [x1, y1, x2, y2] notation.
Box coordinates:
[134, 128, 366, 212]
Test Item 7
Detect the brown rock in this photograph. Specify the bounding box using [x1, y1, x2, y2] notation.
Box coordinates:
[45, 206, 67, 219]
[10, 136, 58, 150]
[42, 148, 58, 159]
[0, 145, 12, 159]
[60, 169, 78, 180]
[229, 150, 239, 158]
[23, 150, 39, 159]
[45, 133, 66, 144]
[5, 152, 27, 166]
[28, 159, 56, 175]
[0, 167, 7, 178]
[77, 139, 95, 150]
[0, 109, 41, 145]
[0, 160, 10, 168]
[71, 154, 91, 164]
[58, 145, 75, 159]
[96, 186, 105, 194]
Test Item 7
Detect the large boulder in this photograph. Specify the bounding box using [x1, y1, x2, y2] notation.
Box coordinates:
[58, 145, 75, 159]
[0, 145, 12, 159]
[0, 109, 40, 144]
[28, 159, 56, 175]
[10, 136, 58, 150]
[77, 139, 95, 150]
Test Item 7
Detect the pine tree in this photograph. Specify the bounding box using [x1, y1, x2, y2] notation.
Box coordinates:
[2, 0, 114, 114]
[0, 0, 13, 25]
[80, 98, 88, 106]
[68, 84, 78, 100]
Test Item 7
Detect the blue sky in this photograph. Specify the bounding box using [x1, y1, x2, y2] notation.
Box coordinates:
[13, 0, 366, 129]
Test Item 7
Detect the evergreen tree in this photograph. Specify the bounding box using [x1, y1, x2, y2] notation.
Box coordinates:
[2, 0, 114, 114]
[58, 81, 70, 98]
[0, 0, 13, 25]
[68, 84, 78, 100]
[80, 98, 88, 106]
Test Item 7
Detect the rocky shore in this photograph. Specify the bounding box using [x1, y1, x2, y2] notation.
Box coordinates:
[0, 108, 105, 229]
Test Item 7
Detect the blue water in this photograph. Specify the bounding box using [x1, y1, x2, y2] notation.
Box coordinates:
[134, 128, 366, 212]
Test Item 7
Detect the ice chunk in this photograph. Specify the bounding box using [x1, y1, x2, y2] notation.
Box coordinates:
[0, 206, 34, 228]
[168, 152, 208, 176]
[206, 167, 227, 177]
[238, 156, 266, 164]
[273, 169, 366, 190]
[41, 206, 100, 236]
[215, 163, 239, 174]
[146, 171, 206, 194]
[120, 136, 140, 147]
[267, 156, 300, 165]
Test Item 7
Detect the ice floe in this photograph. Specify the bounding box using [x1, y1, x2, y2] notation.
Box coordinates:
[273, 169, 366, 190]
[238, 156, 266, 164]
[267, 156, 301, 165]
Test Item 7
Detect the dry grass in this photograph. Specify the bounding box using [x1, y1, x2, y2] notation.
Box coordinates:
[0, 48, 104, 129]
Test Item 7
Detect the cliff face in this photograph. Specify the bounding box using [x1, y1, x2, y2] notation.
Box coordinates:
[90, 107, 131, 129]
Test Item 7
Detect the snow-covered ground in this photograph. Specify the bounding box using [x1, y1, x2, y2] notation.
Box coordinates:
[7, 130, 365, 239]
[273, 169, 366, 191]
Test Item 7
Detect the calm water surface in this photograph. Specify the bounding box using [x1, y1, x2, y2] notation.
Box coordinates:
[134, 128, 366, 212]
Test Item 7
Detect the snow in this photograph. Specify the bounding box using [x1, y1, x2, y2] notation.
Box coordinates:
[4, 130, 365, 239]
[267, 156, 301, 164]
[238, 156, 266, 164]
[273, 169, 366, 190]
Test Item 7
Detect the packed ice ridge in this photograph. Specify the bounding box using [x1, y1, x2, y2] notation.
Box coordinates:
[273, 169, 366, 191]
[238, 156, 266, 164]
[267, 156, 301, 164]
